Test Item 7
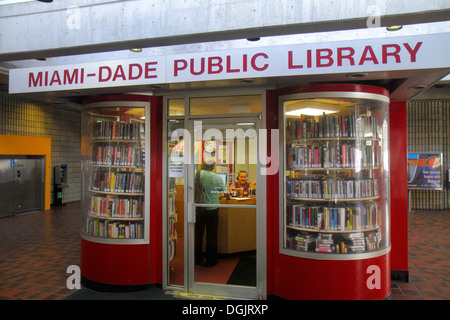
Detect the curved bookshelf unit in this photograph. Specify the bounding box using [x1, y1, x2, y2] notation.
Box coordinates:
[280, 87, 390, 261]
[81, 96, 150, 245]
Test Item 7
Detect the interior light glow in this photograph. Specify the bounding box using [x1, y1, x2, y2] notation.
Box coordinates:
[285, 108, 338, 116]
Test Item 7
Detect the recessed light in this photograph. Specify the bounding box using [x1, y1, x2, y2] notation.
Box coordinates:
[386, 25, 403, 31]
[286, 108, 338, 116]
[239, 79, 254, 84]
[247, 37, 260, 42]
[130, 48, 142, 53]
[35, 58, 47, 61]
[347, 72, 368, 79]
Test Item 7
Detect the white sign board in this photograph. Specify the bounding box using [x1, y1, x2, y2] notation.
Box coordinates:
[9, 33, 450, 94]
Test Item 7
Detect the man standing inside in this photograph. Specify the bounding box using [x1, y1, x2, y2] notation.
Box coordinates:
[195, 159, 231, 267]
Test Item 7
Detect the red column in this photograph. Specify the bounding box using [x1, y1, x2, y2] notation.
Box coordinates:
[389, 100, 409, 278]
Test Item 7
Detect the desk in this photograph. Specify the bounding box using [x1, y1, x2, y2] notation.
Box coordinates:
[217, 197, 256, 254]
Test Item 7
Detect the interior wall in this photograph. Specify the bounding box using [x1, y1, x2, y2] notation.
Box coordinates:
[407, 99, 450, 209]
[0, 134, 51, 210]
[0, 92, 81, 205]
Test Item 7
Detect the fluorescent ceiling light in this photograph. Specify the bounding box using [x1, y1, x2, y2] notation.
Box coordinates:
[237, 122, 255, 125]
[286, 108, 338, 116]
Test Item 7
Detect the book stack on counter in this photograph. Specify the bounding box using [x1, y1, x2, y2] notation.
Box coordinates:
[294, 234, 316, 251]
[342, 233, 365, 253]
[285, 114, 378, 140]
[365, 230, 382, 251]
[286, 233, 316, 252]
[315, 234, 334, 253]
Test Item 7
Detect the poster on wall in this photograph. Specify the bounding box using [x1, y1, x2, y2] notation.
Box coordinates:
[407, 152, 443, 190]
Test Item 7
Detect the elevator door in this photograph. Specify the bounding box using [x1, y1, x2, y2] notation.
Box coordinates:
[0, 159, 15, 218]
[15, 158, 44, 214]
[0, 157, 44, 217]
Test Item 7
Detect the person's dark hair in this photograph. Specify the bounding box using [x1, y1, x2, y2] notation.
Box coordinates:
[236, 170, 248, 180]
[202, 161, 215, 171]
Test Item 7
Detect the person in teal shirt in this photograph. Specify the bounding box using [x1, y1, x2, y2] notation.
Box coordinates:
[195, 161, 230, 267]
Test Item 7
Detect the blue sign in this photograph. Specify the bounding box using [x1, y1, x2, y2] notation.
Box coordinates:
[10, 159, 14, 167]
[407, 152, 442, 190]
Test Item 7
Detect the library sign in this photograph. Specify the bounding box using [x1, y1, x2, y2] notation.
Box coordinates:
[9, 33, 450, 94]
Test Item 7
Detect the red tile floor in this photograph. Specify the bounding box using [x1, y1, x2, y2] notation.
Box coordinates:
[0, 202, 448, 300]
[391, 209, 450, 300]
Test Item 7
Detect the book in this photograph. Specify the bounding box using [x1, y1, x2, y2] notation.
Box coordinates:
[89, 171, 144, 193]
[93, 120, 144, 140]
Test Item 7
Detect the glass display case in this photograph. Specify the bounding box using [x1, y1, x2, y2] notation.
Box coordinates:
[81, 97, 149, 243]
[280, 89, 390, 259]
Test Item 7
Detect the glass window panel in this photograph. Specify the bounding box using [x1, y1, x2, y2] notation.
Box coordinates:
[167, 119, 185, 286]
[190, 95, 262, 115]
[81, 106, 146, 241]
[282, 96, 390, 256]
[193, 120, 257, 286]
[169, 98, 185, 116]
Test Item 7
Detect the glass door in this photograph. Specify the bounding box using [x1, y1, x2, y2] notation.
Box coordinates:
[186, 117, 262, 299]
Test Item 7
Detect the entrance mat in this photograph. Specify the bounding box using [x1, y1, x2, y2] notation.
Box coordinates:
[169, 291, 229, 300]
[226, 257, 256, 287]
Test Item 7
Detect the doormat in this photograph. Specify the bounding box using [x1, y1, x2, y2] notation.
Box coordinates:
[168, 291, 229, 300]
[226, 257, 256, 286]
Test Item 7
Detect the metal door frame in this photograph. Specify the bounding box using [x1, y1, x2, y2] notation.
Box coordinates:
[162, 89, 267, 300]
[185, 115, 264, 299]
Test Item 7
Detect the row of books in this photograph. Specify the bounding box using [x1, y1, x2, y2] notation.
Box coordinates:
[93, 120, 144, 141]
[286, 203, 380, 231]
[285, 114, 378, 140]
[86, 218, 144, 239]
[287, 142, 379, 169]
[168, 192, 176, 215]
[91, 145, 144, 167]
[286, 230, 382, 254]
[90, 171, 144, 193]
[287, 178, 378, 199]
[90, 195, 143, 219]
[168, 216, 177, 240]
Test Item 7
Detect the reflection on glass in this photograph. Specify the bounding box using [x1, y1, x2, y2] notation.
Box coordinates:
[167, 119, 185, 286]
[283, 97, 390, 256]
[168, 98, 185, 116]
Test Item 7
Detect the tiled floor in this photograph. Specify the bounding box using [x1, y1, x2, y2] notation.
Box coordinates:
[0, 202, 448, 300]
[391, 210, 450, 300]
[0, 203, 80, 300]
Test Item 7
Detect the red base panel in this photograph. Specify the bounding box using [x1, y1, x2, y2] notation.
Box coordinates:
[276, 252, 391, 300]
[81, 238, 150, 286]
